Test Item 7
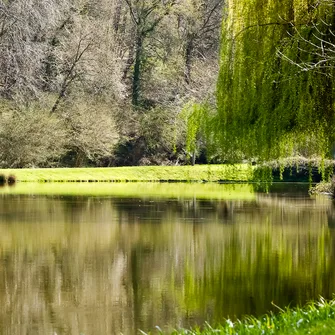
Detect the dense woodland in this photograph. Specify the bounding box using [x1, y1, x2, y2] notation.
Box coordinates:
[0, 0, 222, 167]
[1, 0, 335, 168]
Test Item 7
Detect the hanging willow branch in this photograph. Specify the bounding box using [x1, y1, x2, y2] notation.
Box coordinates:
[278, 23, 335, 75]
[213, 0, 335, 163]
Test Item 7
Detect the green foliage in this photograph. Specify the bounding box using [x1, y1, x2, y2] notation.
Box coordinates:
[153, 297, 335, 334]
[112, 106, 186, 166]
[139, 107, 185, 164]
[182, 102, 204, 154]
[181, 101, 217, 162]
[215, 0, 335, 163]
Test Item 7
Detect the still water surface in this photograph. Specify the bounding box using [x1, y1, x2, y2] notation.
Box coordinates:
[0, 182, 334, 334]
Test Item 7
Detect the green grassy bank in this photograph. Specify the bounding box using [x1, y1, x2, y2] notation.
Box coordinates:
[0, 158, 330, 184]
[148, 298, 335, 335]
[0, 165, 254, 183]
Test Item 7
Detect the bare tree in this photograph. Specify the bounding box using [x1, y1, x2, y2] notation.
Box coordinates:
[123, 0, 176, 107]
[176, 0, 223, 84]
[0, 0, 72, 102]
[61, 99, 119, 166]
[48, 0, 127, 113]
[277, 0, 335, 76]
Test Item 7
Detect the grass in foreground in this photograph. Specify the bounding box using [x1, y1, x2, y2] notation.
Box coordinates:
[144, 298, 335, 335]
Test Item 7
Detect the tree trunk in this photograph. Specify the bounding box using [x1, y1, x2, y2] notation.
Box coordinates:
[113, 0, 122, 32]
[184, 36, 194, 84]
[132, 33, 143, 107]
[191, 151, 196, 166]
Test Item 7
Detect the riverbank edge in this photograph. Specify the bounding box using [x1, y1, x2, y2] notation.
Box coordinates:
[150, 297, 335, 335]
[309, 181, 333, 196]
[0, 157, 333, 183]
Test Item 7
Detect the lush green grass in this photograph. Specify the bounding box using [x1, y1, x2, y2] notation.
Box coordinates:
[0, 165, 254, 183]
[150, 298, 335, 335]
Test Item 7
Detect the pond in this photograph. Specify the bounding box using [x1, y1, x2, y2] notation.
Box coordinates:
[0, 182, 334, 334]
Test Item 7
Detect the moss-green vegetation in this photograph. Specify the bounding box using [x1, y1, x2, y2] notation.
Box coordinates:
[264, 157, 334, 182]
[147, 298, 335, 334]
[0, 164, 254, 183]
[185, 0, 335, 164]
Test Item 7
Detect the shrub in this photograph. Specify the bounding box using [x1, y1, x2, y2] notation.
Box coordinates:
[0, 107, 69, 168]
[59, 99, 119, 166]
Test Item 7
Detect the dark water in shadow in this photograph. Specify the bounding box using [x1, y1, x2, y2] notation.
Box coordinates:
[0, 183, 334, 334]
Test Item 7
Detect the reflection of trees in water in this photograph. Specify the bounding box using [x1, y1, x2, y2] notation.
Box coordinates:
[327, 201, 335, 230]
[0, 194, 333, 333]
[113, 197, 235, 225]
[0, 247, 132, 334]
[326, 201, 335, 285]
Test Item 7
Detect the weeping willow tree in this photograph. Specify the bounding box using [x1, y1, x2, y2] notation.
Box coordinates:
[212, 0, 335, 162]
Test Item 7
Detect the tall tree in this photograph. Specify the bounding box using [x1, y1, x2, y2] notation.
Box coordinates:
[176, 0, 222, 85]
[0, 0, 71, 102]
[123, 0, 175, 107]
[214, 0, 335, 162]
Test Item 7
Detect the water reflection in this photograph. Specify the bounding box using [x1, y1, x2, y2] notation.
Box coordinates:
[0, 184, 333, 334]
